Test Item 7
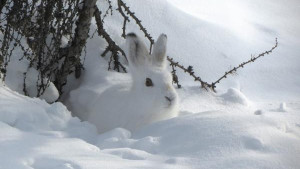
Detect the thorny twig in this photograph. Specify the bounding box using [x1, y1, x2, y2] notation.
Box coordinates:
[170, 62, 182, 88]
[211, 38, 278, 91]
[168, 38, 278, 92]
[94, 6, 127, 72]
[102, 0, 113, 22]
[167, 56, 212, 90]
[116, 0, 129, 38]
[117, 0, 154, 53]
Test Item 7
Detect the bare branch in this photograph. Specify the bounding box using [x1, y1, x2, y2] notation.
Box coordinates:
[116, 0, 130, 38]
[167, 56, 212, 90]
[211, 38, 278, 90]
[170, 62, 181, 88]
[94, 6, 127, 73]
[117, 0, 154, 53]
[102, 0, 113, 22]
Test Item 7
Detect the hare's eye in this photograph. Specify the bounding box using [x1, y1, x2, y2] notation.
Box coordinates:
[145, 78, 153, 87]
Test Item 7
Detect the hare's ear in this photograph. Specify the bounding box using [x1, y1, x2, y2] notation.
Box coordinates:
[125, 33, 150, 68]
[152, 34, 167, 68]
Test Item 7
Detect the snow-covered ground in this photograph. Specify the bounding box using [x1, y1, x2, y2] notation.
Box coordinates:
[1, 0, 300, 168]
[1, 84, 300, 169]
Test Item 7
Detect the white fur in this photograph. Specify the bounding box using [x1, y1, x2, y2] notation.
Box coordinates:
[87, 33, 179, 133]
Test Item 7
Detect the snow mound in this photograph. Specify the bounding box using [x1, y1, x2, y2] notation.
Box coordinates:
[94, 108, 300, 168]
[220, 88, 249, 106]
[103, 148, 152, 160]
[254, 109, 264, 115]
[278, 102, 287, 112]
[0, 85, 97, 141]
[0, 86, 66, 131]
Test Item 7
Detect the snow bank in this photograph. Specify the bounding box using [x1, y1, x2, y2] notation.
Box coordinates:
[0, 85, 183, 168]
[1, 83, 300, 168]
[0, 85, 97, 141]
[220, 88, 250, 106]
[95, 101, 300, 168]
[166, 0, 300, 101]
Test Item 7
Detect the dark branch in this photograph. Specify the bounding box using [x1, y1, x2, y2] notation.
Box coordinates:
[211, 38, 278, 90]
[167, 56, 212, 90]
[94, 6, 127, 73]
[117, 0, 154, 53]
[170, 61, 181, 88]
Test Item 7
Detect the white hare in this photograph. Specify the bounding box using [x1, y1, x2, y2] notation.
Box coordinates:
[87, 33, 178, 133]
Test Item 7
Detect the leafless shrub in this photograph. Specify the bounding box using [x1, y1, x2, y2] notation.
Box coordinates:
[0, 0, 279, 101]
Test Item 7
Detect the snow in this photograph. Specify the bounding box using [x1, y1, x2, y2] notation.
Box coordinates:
[4, 50, 59, 103]
[1, 0, 300, 169]
[166, 0, 300, 101]
[220, 88, 250, 106]
[278, 102, 287, 112]
[1, 84, 300, 168]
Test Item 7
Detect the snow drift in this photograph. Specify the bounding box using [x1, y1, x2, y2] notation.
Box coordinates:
[1, 0, 300, 168]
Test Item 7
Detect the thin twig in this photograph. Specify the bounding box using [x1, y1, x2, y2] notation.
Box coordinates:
[170, 62, 181, 88]
[117, 0, 154, 53]
[116, 0, 129, 38]
[94, 6, 127, 72]
[211, 38, 278, 90]
[102, 0, 113, 22]
[167, 56, 212, 90]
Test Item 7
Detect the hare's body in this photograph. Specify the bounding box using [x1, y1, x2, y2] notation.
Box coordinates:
[86, 33, 179, 133]
[88, 82, 178, 133]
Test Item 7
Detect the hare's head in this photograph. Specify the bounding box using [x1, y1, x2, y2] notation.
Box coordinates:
[125, 33, 178, 111]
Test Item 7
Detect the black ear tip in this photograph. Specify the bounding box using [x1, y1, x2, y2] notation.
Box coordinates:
[126, 33, 137, 38]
